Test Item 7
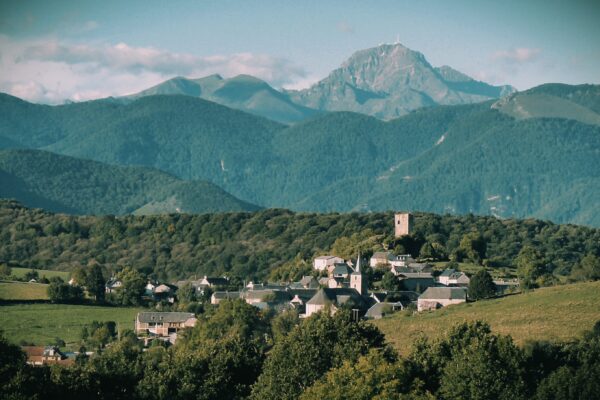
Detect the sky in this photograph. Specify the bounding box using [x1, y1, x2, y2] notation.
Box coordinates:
[0, 0, 599, 104]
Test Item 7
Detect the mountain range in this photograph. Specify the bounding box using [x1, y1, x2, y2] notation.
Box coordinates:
[122, 43, 514, 123]
[0, 43, 599, 226]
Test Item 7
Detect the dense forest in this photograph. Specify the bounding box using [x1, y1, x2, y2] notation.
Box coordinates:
[0, 149, 258, 215]
[1, 200, 598, 283]
[2, 300, 600, 400]
[1, 84, 599, 225]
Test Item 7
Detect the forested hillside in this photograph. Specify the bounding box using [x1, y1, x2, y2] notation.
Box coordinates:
[1, 83, 599, 225]
[0, 149, 259, 215]
[1, 200, 598, 282]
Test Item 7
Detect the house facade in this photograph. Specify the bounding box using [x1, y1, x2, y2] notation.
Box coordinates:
[135, 312, 197, 339]
[417, 287, 467, 311]
[313, 255, 344, 271]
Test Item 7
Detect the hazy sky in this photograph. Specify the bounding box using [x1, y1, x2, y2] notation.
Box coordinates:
[1, 0, 599, 103]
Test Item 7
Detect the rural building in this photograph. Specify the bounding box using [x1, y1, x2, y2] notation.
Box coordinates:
[105, 278, 122, 293]
[364, 302, 405, 319]
[22, 346, 74, 366]
[199, 276, 229, 288]
[370, 252, 416, 268]
[438, 269, 470, 286]
[331, 263, 353, 279]
[396, 272, 436, 292]
[313, 255, 344, 271]
[304, 288, 370, 318]
[211, 291, 241, 304]
[135, 312, 197, 341]
[417, 287, 467, 311]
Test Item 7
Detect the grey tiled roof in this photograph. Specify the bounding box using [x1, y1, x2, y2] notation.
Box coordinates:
[137, 312, 195, 323]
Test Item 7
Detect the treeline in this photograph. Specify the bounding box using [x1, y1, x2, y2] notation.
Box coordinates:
[2, 300, 600, 400]
[0, 200, 598, 283]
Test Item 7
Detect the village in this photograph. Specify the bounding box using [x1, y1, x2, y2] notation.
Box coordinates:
[21, 212, 520, 365]
[113, 213, 517, 345]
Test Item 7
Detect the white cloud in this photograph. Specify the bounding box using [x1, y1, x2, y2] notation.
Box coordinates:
[492, 48, 541, 64]
[0, 35, 307, 103]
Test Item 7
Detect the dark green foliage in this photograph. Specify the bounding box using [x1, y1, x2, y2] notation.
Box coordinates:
[47, 277, 84, 303]
[381, 271, 403, 291]
[0, 149, 259, 215]
[250, 309, 386, 400]
[516, 246, 548, 288]
[114, 267, 145, 306]
[571, 254, 600, 281]
[24, 269, 38, 281]
[0, 200, 598, 282]
[409, 321, 525, 399]
[468, 270, 497, 300]
[85, 263, 106, 302]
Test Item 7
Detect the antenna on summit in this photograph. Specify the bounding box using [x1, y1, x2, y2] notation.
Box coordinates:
[395, 34, 400, 44]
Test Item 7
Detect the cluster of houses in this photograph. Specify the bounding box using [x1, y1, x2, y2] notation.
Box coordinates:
[124, 213, 518, 344]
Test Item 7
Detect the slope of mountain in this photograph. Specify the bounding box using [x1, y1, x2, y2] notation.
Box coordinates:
[492, 83, 600, 125]
[1, 84, 599, 226]
[287, 43, 515, 119]
[0, 149, 259, 215]
[124, 74, 320, 124]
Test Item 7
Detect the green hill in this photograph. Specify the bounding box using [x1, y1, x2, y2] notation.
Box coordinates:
[372, 280, 600, 356]
[1, 84, 599, 225]
[0, 149, 259, 215]
[0, 201, 598, 282]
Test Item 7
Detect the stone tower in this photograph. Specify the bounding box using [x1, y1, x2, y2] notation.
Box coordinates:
[394, 212, 414, 237]
[350, 255, 368, 295]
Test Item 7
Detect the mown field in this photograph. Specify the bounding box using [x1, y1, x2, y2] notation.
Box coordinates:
[10, 267, 70, 280]
[0, 281, 49, 300]
[0, 303, 141, 348]
[372, 280, 600, 356]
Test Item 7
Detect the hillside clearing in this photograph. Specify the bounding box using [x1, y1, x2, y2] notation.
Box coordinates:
[372, 280, 600, 356]
[0, 303, 141, 348]
[0, 281, 49, 300]
[10, 267, 70, 280]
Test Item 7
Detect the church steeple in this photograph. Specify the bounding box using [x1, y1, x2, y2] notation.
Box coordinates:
[350, 253, 368, 295]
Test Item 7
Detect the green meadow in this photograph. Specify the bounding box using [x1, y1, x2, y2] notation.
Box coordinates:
[0, 303, 141, 348]
[372, 280, 600, 356]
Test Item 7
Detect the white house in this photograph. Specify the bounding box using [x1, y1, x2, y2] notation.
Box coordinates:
[313, 255, 344, 271]
[417, 287, 467, 311]
[438, 269, 470, 286]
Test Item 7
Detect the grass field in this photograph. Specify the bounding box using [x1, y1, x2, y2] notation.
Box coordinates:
[0, 281, 49, 300]
[0, 303, 141, 348]
[10, 267, 70, 280]
[372, 280, 600, 356]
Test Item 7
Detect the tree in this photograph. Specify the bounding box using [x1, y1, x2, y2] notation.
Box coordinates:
[47, 277, 84, 303]
[250, 309, 385, 400]
[300, 349, 428, 400]
[271, 309, 300, 343]
[468, 270, 497, 300]
[115, 267, 145, 306]
[409, 321, 525, 398]
[571, 254, 600, 281]
[176, 282, 196, 304]
[71, 266, 88, 286]
[516, 246, 546, 288]
[381, 271, 403, 291]
[85, 263, 106, 302]
[0, 263, 12, 278]
[24, 269, 39, 281]
[458, 232, 487, 264]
